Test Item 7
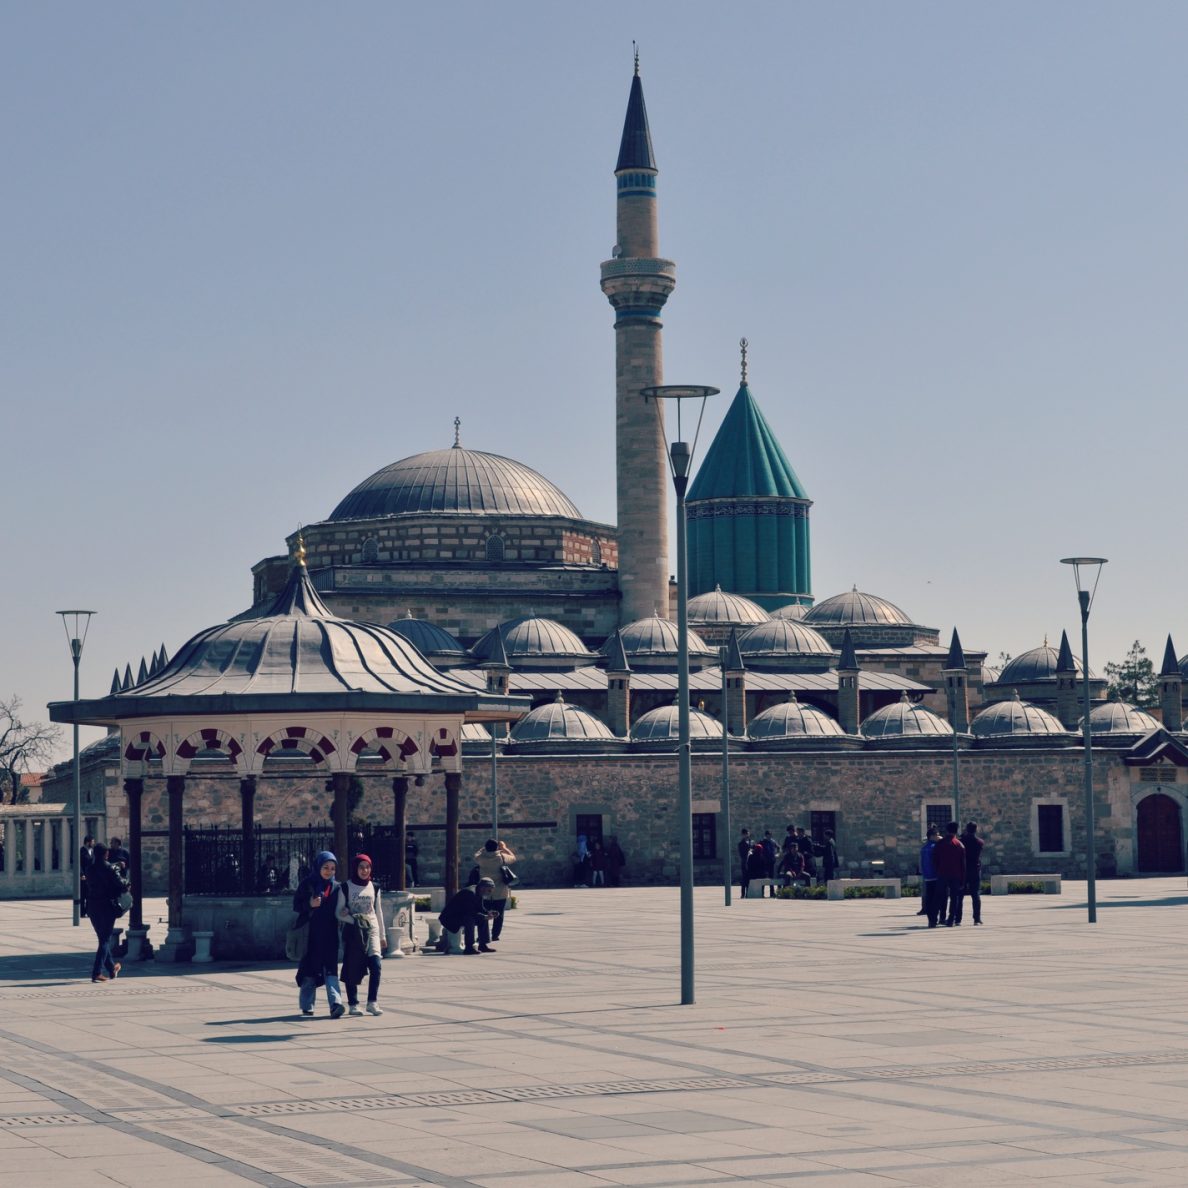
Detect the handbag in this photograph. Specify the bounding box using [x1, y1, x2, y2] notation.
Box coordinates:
[285, 915, 310, 962]
[500, 864, 518, 886]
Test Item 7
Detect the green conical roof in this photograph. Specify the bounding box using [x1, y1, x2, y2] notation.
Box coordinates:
[687, 382, 807, 501]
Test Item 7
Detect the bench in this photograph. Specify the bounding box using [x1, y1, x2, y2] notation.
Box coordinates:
[827, 878, 901, 901]
[990, 873, 1062, 895]
[746, 878, 778, 897]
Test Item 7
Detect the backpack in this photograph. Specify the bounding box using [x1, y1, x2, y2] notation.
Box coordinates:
[110, 866, 133, 918]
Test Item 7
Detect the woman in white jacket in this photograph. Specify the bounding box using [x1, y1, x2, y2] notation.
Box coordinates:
[336, 853, 388, 1016]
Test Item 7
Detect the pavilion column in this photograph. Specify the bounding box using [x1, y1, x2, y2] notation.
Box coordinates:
[239, 776, 256, 895]
[331, 773, 350, 873]
[158, 774, 188, 961]
[124, 778, 144, 930]
[392, 776, 408, 891]
[444, 772, 461, 898]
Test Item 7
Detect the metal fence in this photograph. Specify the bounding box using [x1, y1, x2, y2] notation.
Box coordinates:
[183, 823, 405, 896]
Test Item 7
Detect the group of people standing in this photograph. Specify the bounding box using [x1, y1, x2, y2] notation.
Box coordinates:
[738, 826, 839, 897]
[571, 835, 626, 887]
[918, 821, 984, 927]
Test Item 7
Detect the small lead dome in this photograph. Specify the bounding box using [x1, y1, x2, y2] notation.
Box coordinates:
[861, 692, 953, 738]
[737, 619, 836, 669]
[472, 616, 598, 667]
[631, 702, 725, 742]
[805, 586, 911, 627]
[999, 643, 1086, 684]
[610, 616, 716, 667]
[687, 586, 769, 627]
[1085, 699, 1160, 735]
[749, 694, 844, 739]
[971, 694, 1069, 738]
[509, 694, 616, 744]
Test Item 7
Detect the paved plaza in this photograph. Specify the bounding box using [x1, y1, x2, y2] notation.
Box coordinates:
[2, 881, 1188, 1186]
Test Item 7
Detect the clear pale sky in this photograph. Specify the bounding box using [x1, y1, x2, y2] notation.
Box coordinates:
[5, 2, 1187, 763]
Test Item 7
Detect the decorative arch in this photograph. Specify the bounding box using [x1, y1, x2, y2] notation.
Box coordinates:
[429, 725, 460, 767]
[1136, 789, 1186, 873]
[361, 537, 379, 563]
[591, 538, 603, 566]
[256, 725, 337, 766]
[485, 533, 505, 563]
[124, 729, 166, 765]
[175, 727, 245, 773]
[349, 725, 420, 770]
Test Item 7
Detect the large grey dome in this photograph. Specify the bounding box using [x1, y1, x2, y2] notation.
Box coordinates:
[330, 447, 582, 521]
[805, 586, 911, 627]
[971, 695, 1069, 739]
[748, 694, 845, 740]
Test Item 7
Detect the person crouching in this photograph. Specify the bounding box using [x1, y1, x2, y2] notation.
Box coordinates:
[436, 877, 497, 954]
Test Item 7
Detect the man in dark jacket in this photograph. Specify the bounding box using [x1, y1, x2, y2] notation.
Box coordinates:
[84, 843, 127, 982]
[437, 877, 496, 954]
[918, 825, 941, 926]
[934, 822, 966, 926]
[960, 822, 985, 925]
[737, 829, 752, 897]
[78, 834, 95, 919]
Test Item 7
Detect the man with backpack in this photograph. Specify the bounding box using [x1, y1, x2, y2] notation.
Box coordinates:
[84, 842, 130, 983]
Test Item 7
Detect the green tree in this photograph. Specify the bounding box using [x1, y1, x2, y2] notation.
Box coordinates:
[1104, 640, 1158, 707]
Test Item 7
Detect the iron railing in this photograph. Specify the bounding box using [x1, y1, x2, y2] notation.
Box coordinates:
[183, 823, 405, 896]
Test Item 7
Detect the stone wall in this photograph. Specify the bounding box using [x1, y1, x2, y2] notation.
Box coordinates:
[106, 747, 1109, 895]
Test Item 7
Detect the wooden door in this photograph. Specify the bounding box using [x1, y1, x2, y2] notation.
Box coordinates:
[1137, 793, 1184, 873]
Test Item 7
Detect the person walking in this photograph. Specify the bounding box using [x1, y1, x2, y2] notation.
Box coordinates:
[292, 850, 345, 1018]
[737, 829, 752, 897]
[78, 834, 95, 919]
[960, 822, 985, 925]
[605, 836, 626, 886]
[934, 822, 966, 926]
[337, 853, 387, 1016]
[405, 830, 419, 887]
[919, 825, 941, 926]
[820, 829, 839, 884]
[475, 838, 515, 942]
[84, 842, 127, 983]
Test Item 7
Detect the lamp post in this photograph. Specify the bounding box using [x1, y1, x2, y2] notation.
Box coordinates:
[489, 723, 500, 837]
[1060, 557, 1107, 924]
[720, 645, 732, 907]
[641, 383, 718, 1005]
[57, 609, 96, 927]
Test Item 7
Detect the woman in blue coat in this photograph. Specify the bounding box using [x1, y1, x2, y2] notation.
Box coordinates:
[292, 850, 345, 1018]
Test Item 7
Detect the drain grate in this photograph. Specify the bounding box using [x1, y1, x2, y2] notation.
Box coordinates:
[0, 1114, 88, 1128]
[830, 1050, 1188, 1083]
[764, 1072, 851, 1085]
[0, 984, 218, 1001]
[404, 1089, 507, 1105]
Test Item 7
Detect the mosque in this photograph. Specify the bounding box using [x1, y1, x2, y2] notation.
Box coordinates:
[44, 63, 1188, 897]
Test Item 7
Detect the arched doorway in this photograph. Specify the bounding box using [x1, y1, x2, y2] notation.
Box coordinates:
[1136, 792, 1185, 873]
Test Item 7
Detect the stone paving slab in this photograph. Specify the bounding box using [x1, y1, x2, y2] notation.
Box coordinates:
[2, 881, 1188, 1185]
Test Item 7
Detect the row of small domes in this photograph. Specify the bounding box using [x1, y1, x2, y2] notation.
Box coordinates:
[494, 690, 1163, 746]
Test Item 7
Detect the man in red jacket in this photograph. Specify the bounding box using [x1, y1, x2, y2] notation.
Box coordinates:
[933, 821, 966, 926]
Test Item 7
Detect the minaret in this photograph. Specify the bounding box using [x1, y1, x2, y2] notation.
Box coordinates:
[1055, 630, 1080, 730]
[1159, 634, 1182, 732]
[601, 53, 676, 625]
[944, 628, 970, 732]
[836, 628, 861, 735]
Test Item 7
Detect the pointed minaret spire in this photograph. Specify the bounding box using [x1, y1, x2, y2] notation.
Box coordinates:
[1055, 629, 1080, 730]
[838, 628, 858, 672]
[602, 58, 675, 625]
[945, 628, 967, 671]
[604, 628, 631, 674]
[836, 629, 860, 735]
[1161, 633, 1183, 731]
[1056, 630, 1076, 673]
[944, 629, 969, 731]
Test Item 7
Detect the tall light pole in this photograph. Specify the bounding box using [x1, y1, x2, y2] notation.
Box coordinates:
[720, 643, 732, 907]
[1060, 557, 1107, 924]
[57, 610, 96, 927]
[489, 723, 500, 837]
[642, 383, 718, 1006]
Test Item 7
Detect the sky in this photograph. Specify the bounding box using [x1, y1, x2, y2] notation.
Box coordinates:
[5, 1, 1187, 764]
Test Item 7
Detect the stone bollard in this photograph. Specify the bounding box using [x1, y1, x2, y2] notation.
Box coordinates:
[125, 926, 150, 961]
[191, 930, 214, 963]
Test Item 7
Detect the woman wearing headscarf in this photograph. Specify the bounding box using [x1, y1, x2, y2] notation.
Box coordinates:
[336, 853, 387, 1016]
[292, 850, 345, 1018]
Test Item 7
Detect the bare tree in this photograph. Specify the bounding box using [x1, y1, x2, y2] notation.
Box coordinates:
[0, 696, 62, 803]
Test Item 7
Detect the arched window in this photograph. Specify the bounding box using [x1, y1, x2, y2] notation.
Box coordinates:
[591, 539, 603, 566]
[486, 534, 505, 563]
[361, 537, 378, 563]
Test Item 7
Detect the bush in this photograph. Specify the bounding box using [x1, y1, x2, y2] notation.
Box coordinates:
[1006, 880, 1048, 894]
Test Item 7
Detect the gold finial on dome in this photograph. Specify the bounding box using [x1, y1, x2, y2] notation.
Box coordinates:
[293, 527, 307, 567]
[740, 337, 749, 383]
[453, 416, 461, 448]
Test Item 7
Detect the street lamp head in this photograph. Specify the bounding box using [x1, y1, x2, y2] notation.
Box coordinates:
[1060, 557, 1107, 616]
[640, 385, 719, 494]
[56, 610, 96, 657]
